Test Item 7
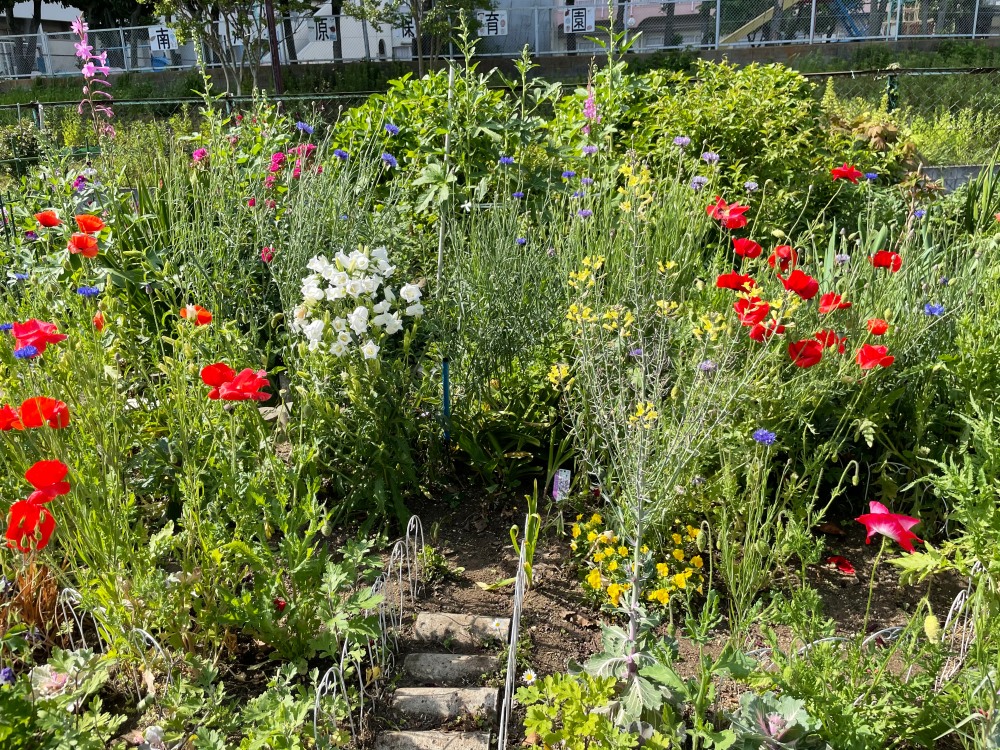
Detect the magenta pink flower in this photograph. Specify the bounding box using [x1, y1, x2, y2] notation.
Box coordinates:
[856, 501, 922, 553]
[192, 148, 208, 163]
[260, 246, 274, 263]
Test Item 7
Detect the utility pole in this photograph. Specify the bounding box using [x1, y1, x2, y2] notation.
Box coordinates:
[264, 0, 285, 94]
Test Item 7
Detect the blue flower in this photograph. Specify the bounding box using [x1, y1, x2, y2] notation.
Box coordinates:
[697, 359, 717, 373]
[12, 273, 29, 281]
[690, 176, 709, 191]
[14, 345, 39, 360]
[628, 348, 643, 357]
[865, 172, 878, 181]
[0, 323, 11, 332]
[515, 237, 527, 246]
[701, 151, 720, 164]
[914, 209, 926, 219]
[333, 149, 349, 161]
[24, 231, 37, 242]
[582, 145, 598, 156]
[0, 667, 13, 686]
[835, 253, 851, 265]
[499, 155, 515, 165]
[581, 177, 594, 186]
[512, 191, 525, 199]
[76, 285, 100, 297]
[744, 181, 759, 192]
[385, 123, 399, 136]
[752, 428, 777, 445]
[577, 209, 593, 218]
[562, 170, 576, 179]
[940, 277, 950, 286]
[295, 121, 314, 134]
[381, 152, 398, 168]
[673, 136, 691, 148]
[924, 302, 945, 316]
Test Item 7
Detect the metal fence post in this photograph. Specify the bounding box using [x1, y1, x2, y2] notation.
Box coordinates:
[971, 0, 981, 38]
[39, 31, 54, 76]
[534, 7, 540, 53]
[120, 28, 130, 71]
[809, 0, 817, 42]
[893, 0, 903, 40]
[714, 0, 722, 48]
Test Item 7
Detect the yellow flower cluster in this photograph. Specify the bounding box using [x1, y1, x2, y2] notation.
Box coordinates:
[547, 363, 572, 389]
[628, 401, 659, 429]
[655, 299, 679, 317]
[617, 164, 654, 216]
[692, 312, 729, 342]
[646, 524, 705, 605]
[566, 303, 597, 325]
[568, 255, 605, 290]
[600, 306, 635, 336]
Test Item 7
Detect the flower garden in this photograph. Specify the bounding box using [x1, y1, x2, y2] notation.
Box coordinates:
[3, 16, 1000, 750]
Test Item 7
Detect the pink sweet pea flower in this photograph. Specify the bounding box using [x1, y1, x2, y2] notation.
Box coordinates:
[856, 501, 922, 552]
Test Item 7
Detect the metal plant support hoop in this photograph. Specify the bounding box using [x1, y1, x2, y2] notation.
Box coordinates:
[497, 524, 530, 749]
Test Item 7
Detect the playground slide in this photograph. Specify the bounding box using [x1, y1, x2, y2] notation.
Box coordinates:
[719, 0, 806, 44]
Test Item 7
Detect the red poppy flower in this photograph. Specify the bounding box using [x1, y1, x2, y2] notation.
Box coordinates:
[767, 245, 797, 274]
[780, 269, 819, 300]
[274, 598, 287, 613]
[34, 210, 61, 228]
[706, 196, 750, 230]
[180, 305, 213, 326]
[25, 460, 71, 504]
[201, 363, 270, 402]
[0, 404, 21, 430]
[856, 500, 922, 552]
[732, 237, 763, 259]
[867, 318, 889, 336]
[68, 233, 99, 258]
[869, 250, 902, 272]
[815, 329, 847, 354]
[857, 343, 894, 370]
[716, 271, 755, 292]
[748, 320, 785, 342]
[788, 338, 823, 368]
[18, 397, 70, 429]
[5, 499, 56, 552]
[831, 163, 863, 183]
[818, 292, 851, 314]
[734, 297, 770, 326]
[12, 320, 67, 354]
[93, 311, 105, 331]
[75, 214, 105, 233]
[825, 555, 856, 575]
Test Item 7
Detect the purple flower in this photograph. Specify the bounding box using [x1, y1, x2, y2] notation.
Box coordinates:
[697, 359, 717, 373]
[516, 237, 527, 246]
[744, 181, 759, 192]
[72, 174, 87, 191]
[577, 209, 593, 218]
[940, 277, 950, 286]
[701, 151, 720, 164]
[690, 176, 709, 191]
[0, 667, 13, 686]
[24, 231, 37, 242]
[572, 190, 585, 198]
[562, 170, 576, 179]
[499, 155, 515, 165]
[13, 273, 28, 281]
[295, 121, 314, 135]
[865, 172, 878, 181]
[582, 145, 598, 156]
[513, 191, 525, 199]
[581, 177, 594, 186]
[14, 345, 39, 360]
[0, 323, 11, 332]
[546, 247, 556, 257]
[913, 209, 926, 219]
[752, 428, 776, 445]
[76, 285, 100, 297]
[628, 348, 643, 357]
[835, 253, 851, 265]
[582, 87, 600, 122]
[333, 149, 349, 161]
[385, 123, 399, 136]
[924, 302, 944, 316]
[673, 136, 691, 148]
[381, 152, 398, 168]
[191, 148, 208, 163]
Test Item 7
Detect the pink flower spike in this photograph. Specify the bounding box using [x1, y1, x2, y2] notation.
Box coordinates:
[74, 41, 93, 60]
[71, 17, 89, 36]
[81, 62, 96, 78]
[856, 501, 923, 552]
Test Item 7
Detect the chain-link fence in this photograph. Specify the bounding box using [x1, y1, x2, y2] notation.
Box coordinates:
[0, 4, 998, 80]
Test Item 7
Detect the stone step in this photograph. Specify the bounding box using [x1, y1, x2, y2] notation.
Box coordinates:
[403, 653, 498, 686]
[413, 613, 510, 649]
[391, 686, 499, 722]
[376, 731, 491, 750]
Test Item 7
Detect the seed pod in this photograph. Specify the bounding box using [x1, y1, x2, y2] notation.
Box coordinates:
[696, 529, 707, 552]
[924, 614, 941, 643]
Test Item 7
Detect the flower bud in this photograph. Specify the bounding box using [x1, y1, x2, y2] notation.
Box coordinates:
[696, 529, 707, 552]
[924, 614, 941, 643]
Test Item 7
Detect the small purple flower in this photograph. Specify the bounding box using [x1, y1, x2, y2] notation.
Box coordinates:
[913, 209, 926, 219]
[516, 237, 527, 246]
[673, 136, 691, 148]
[24, 230, 37, 242]
[582, 145, 598, 156]
[295, 121, 314, 135]
[628, 348, 643, 357]
[13, 273, 28, 281]
[547, 247, 556, 257]
[697, 359, 717, 374]
[744, 181, 759, 192]
[14, 345, 39, 360]
[381, 152, 398, 168]
[577, 209, 593, 218]
[0, 667, 13, 686]
[72, 175, 87, 191]
[333, 149, 349, 161]
[499, 155, 515, 165]
[835, 253, 851, 265]
[76, 285, 100, 297]
[572, 190, 585, 198]
[581, 177, 594, 186]
[690, 176, 709, 191]
[924, 302, 944, 316]
[752, 428, 776, 445]
[562, 170, 576, 179]
[513, 191, 525, 199]
[0, 323, 11, 332]
[865, 172, 878, 181]
[701, 151, 720, 164]
[940, 277, 950, 286]
[384, 123, 399, 136]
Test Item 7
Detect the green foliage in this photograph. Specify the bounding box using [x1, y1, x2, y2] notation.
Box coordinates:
[729, 691, 827, 749]
[0, 120, 41, 177]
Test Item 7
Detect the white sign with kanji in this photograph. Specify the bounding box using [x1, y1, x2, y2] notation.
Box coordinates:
[475, 10, 509, 36]
[391, 17, 416, 46]
[147, 25, 178, 52]
[563, 6, 596, 33]
[308, 16, 339, 43]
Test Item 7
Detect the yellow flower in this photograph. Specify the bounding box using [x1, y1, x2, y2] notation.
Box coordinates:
[656, 562, 670, 578]
[587, 531, 598, 542]
[647, 588, 671, 606]
[617, 546, 628, 556]
[673, 573, 687, 589]
[641, 545, 649, 554]
[672, 533, 683, 545]
[672, 549, 685, 562]
[607, 582, 629, 606]
[593, 552, 605, 563]
[610, 534, 619, 544]
[628, 401, 659, 429]
[572, 524, 581, 538]
[570, 541, 578, 551]
[657, 260, 678, 274]
[655, 299, 678, 317]
[620, 200, 632, 213]
[607, 560, 618, 571]
[687, 525, 699, 539]
[576, 514, 583, 521]
[604, 547, 616, 558]
[691, 555, 704, 569]
[548, 363, 571, 388]
[586, 568, 602, 589]
[590, 514, 602, 524]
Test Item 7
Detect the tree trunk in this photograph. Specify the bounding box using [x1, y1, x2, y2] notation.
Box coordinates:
[661, 1, 676, 46]
[13, 0, 43, 76]
[282, 16, 298, 64]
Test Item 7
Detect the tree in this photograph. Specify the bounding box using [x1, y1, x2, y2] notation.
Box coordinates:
[69, 1, 157, 27]
[1, 0, 41, 75]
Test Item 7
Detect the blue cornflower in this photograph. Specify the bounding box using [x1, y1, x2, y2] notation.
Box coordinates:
[562, 170, 576, 179]
[295, 121, 314, 134]
[697, 359, 717, 373]
[339, 214, 349, 220]
[24, 231, 37, 242]
[744, 181, 759, 192]
[690, 176, 709, 191]
[577, 209, 593, 218]
[513, 191, 525, 199]
[571, 190, 585, 198]
[924, 303, 945, 316]
[333, 149, 349, 161]
[14, 345, 39, 360]
[914, 209, 926, 219]
[835, 253, 851, 265]
[701, 151, 720, 164]
[0, 323, 11, 332]
[381, 152, 398, 168]
[940, 277, 950, 286]
[629, 348, 643, 357]
[385, 123, 399, 136]
[865, 172, 878, 181]
[673, 136, 691, 148]
[76, 285, 100, 297]
[13, 273, 28, 281]
[499, 155, 515, 165]
[581, 177, 594, 186]
[0, 667, 13, 686]
[753, 428, 777, 445]
[582, 145, 598, 156]
[515, 237, 527, 246]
